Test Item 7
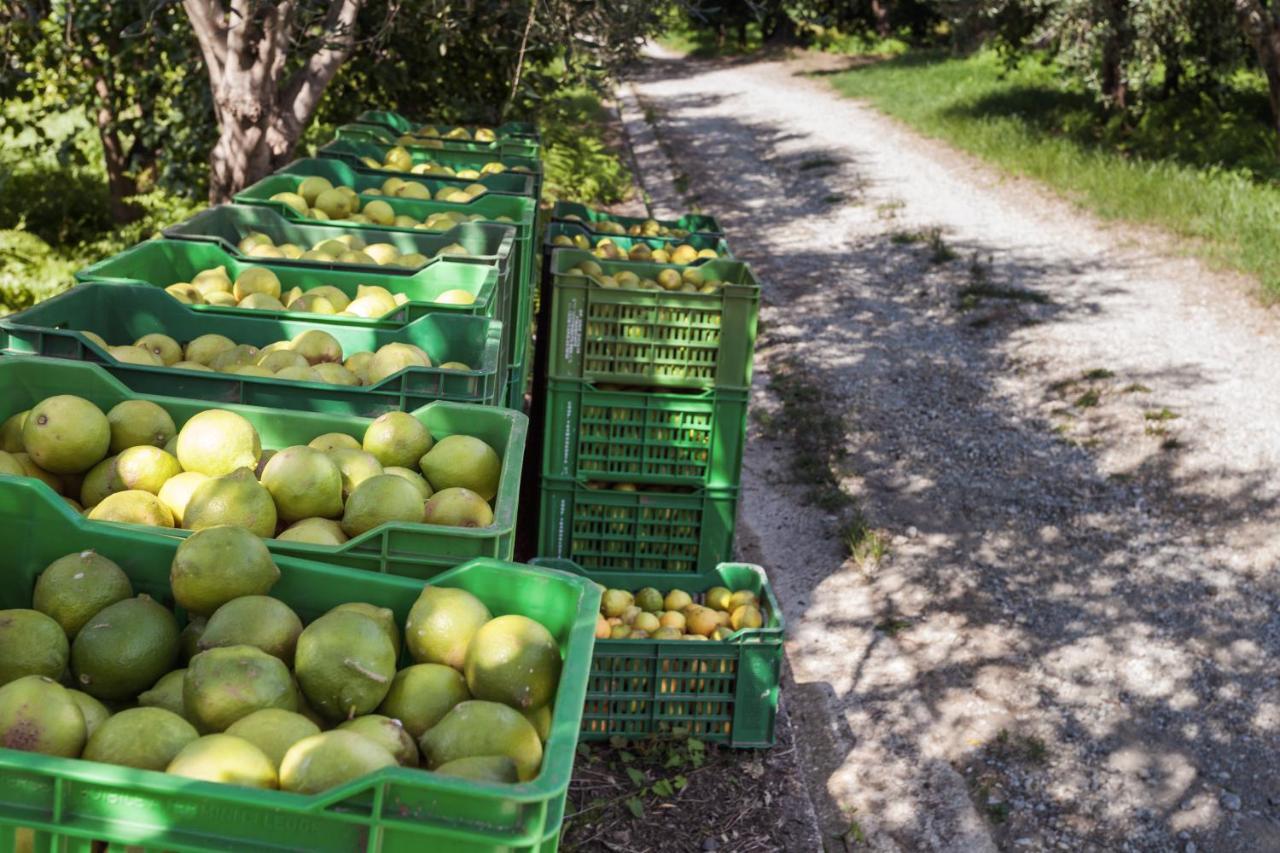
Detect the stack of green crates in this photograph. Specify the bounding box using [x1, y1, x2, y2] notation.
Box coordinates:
[533, 207, 759, 577]
[315, 135, 541, 412]
[0, 106, 610, 850]
[535, 557, 783, 748]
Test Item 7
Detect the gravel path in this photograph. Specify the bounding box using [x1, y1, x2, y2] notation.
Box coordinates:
[628, 47, 1280, 852]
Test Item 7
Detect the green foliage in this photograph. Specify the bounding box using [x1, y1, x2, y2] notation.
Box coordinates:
[537, 87, 634, 205]
[827, 49, 1280, 296]
[9, 0, 215, 200]
[317, 0, 666, 129]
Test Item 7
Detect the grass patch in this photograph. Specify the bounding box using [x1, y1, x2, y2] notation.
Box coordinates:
[1074, 389, 1101, 408]
[1123, 382, 1153, 394]
[875, 617, 912, 635]
[1082, 368, 1115, 380]
[825, 50, 1280, 298]
[1144, 407, 1180, 421]
[926, 227, 956, 263]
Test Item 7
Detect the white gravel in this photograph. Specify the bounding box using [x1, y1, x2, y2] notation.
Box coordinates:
[628, 46, 1280, 852]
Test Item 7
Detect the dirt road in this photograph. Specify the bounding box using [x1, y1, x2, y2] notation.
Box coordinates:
[626, 47, 1280, 852]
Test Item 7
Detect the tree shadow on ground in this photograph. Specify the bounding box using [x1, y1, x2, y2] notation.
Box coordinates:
[629, 55, 1280, 853]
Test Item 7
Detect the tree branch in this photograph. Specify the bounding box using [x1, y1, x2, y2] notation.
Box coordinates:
[277, 0, 364, 138]
[182, 0, 227, 90]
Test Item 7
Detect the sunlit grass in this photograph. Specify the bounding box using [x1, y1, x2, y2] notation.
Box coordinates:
[826, 50, 1280, 297]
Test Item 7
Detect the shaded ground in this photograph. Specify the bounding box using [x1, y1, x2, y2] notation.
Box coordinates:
[624, 46, 1280, 853]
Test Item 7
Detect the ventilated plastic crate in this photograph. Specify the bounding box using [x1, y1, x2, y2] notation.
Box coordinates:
[551, 201, 723, 239]
[75, 239, 502, 327]
[0, 357, 526, 578]
[274, 155, 537, 198]
[547, 250, 759, 390]
[0, 477, 598, 851]
[336, 122, 540, 159]
[0, 284, 505, 412]
[542, 379, 747, 489]
[544, 222, 732, 259]
[537, 477, 737, 576]
[533, 558, 781, 747]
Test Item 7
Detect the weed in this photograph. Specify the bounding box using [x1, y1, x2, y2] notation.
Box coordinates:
[875, 199, 905, 219]
[1123, 383, 1153, 393]
[844, 511, 890, 564]
[1074, 389, 1101, 408]
[823, 193, 847, 204]
[926, 227, 956, 263]
[843, 812, 868, 846]
[1144, 407, 1179, 421]
[875, 617, 912, 635]
[1082, 368, 1115, 380]
[891, 230, 922, 245]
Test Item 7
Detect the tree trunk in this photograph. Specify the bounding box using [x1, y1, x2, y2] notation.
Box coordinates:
[1100, 0, 1129, 110]
[91, 76, 141, 224]
[185, 0, 365, 203]
[1234, 0, 1280, 154]
[870, 0, 891, 38]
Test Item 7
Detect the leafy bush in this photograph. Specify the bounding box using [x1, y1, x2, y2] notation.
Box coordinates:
[534, 86, 634, 205]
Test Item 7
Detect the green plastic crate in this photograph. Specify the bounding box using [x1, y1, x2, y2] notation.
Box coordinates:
[336, 122, 540, 160]
[0, 357, 526, 578]
[274, 155, 537, 198]
[545, 222, 732, 259]
[0, 478, 598, 851]
[319, 139, 542, 186]
[542, 379, 747, 489]
[163, 205, 516, 283]
[533, 558, 780, 747]
[239, 163, 539, 373]
[537, 477, 737, 576]
[547, 250, 760, 390]
[0, 284, 505, 412]
[75, 240, 502, 328]
[357, 110, 540, 141]
[551, 201, 723, 239]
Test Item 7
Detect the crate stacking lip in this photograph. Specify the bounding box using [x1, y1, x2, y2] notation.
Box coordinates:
[0, 356, 527, 578]
[336, 121, 540, 159]
[274, 154, 537, 198]
[74, 239, 503, 328]
[163, 204, 516, 284]
[550, 201, 724, 240]
[537, 477, 737, 576]
[0, 283, 505, 412]
[548, 249, 760, 390]
[319, 138, 542, 183]
[543, 378, 747, 489]
[0, 477, 599, 851]
[355, 110, 541, 141]
[533, 558, 782, 748]
[544, 222, 733, 259]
